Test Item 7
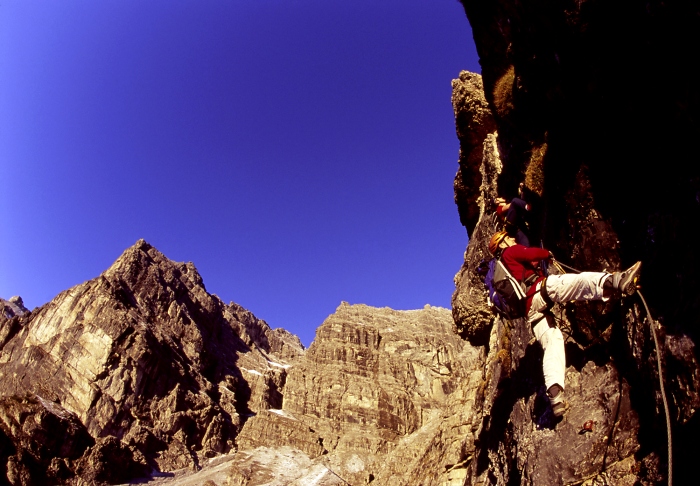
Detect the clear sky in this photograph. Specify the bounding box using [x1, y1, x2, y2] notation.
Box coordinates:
[1, 1, 479, 347]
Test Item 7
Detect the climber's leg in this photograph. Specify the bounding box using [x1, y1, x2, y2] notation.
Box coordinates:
[527, 273, 607, 326]
[545, 272, 609, 303]
[532, 317, 566, 392]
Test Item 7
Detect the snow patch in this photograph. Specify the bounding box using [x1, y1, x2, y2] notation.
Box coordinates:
[268, 360, 290, 369]
[268, 409, 297, 420]
[344, 454, 365, 473]
[240, 367, 263, 376]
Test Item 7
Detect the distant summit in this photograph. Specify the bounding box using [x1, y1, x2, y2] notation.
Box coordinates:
[1, 296, 28, 319]
[0, 239, 303, 484]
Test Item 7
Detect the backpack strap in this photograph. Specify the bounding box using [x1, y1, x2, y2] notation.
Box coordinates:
[522, 273, 539, 291]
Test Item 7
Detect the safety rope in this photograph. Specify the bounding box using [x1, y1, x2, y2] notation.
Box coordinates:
[551, 259, 581, 274]
[321, 456, 352, 485]
[638, 290, 673, 486]
[550, 257, 672, 485]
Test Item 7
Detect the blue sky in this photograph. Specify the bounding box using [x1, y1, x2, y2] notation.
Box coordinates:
[1, 1, 479, 347]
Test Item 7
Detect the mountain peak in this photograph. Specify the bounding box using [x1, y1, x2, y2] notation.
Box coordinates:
[103, 239, 206, 296]
[0, 241, 304, 483]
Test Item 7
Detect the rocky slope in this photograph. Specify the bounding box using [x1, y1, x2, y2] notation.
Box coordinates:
[0, 241, 489, 486]
[238, 302, 483, 486]
[124, 302, 487, 486]
[0, 240, 303, 485]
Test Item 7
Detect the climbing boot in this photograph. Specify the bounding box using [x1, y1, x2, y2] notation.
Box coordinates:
[548, 384, 569, 418]
[611, 261, 642, 296]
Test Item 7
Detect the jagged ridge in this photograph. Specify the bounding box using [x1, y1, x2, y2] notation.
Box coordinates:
[0, 239, 303, 484]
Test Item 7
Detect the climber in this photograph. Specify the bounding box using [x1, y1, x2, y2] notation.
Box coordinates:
[488, 230, 642, 418]
[494, 183, 531, 246]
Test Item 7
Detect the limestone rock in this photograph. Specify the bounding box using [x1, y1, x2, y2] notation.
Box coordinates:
[235, 410, 325, 458]
[452, 129, 502, 345]
[270, 302, 484, 485]
[0, 239, 304, 483]
[223, 447, 346, 486]
[457, 0, 700, 340]
[73, 436, 147, 485]
[452, 71, 498, 234]
[226, 303, 303, 362]
[0, 394, 94, 485]
[0, 291, 486, 486]
[467, 315, 649, 485]
[1, 297, 28, 319]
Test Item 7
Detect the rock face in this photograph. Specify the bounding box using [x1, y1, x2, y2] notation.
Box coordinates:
[0, 394, 94, 485]
[451, 68, 700, 485]
[0, 240, 303, 485]
[450, 0, 700, 479]
[456, 0, 700, 335]
[237, 303, 484, 486]
[0, 242, 487, 486]
[1, 297, 28, 319]
[452, 71, 498, 232]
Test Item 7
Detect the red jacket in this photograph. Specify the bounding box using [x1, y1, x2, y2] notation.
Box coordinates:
[501, 244, 549, 313]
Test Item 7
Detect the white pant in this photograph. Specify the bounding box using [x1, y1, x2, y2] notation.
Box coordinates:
[528, 272, 610, 391]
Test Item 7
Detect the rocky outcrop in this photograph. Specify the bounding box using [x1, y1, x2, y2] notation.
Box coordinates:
[452, 71, 498, 233]
[464, 299, 666, 485]
[450, 0, 700, 482]
[0, 240, 303, 484]
[1, 297, 28, 319]
[455, 0, 700, 334]
[450, 43, 700, 486]
[237, 302, 484, 486]
[451, 127, 502, 345]
[0, 394, 96, 485]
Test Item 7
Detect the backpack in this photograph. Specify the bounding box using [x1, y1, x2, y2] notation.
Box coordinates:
[481, 257, 527, 319]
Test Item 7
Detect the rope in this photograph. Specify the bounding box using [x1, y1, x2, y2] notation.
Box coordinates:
[638, 290, 673, 486]
[550, 256, 672, 484]
[551, 259, 582, 274]
[321, 457, 352, 485]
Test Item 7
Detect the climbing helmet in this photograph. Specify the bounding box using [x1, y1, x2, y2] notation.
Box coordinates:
[489, 230, 509, 255]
